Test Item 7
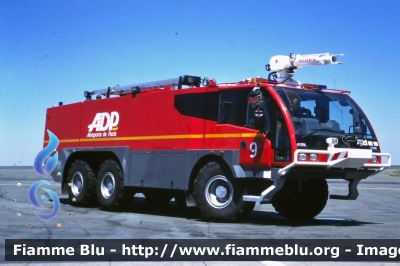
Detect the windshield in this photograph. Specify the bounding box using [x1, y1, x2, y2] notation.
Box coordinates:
[275, 87, 377, 149]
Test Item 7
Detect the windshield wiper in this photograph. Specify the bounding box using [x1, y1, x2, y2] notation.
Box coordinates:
[301, 128, 343, 138]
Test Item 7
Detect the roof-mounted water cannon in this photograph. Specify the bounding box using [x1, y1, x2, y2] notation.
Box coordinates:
[266, 53, 343, 84]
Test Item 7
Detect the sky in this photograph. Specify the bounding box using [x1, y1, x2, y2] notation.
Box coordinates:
[1, 0, 399, 166]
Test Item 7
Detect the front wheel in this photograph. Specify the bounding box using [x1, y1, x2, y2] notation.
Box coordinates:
[193, 162, 247, 221]
[96, 159, 131, 210]
[271, 179, 328, 221]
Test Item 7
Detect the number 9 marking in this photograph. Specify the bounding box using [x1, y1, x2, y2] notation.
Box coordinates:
[250, 142, 257, 158]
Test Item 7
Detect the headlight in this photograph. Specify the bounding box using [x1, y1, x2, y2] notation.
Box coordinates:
[298, 153, 307, 161]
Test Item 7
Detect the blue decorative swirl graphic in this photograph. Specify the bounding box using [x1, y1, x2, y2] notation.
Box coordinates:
[33, 130, 59, 177]
[28, 180, 60, 220]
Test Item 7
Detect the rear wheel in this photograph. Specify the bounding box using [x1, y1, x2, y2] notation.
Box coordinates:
[271, 179, 328, 221]
[67, 160, 97, 206]
[193, 162, 247, 221]
[96, 159, 131, 210]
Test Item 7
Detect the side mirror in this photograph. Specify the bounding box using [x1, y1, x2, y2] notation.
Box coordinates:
[252, 101, 265, 132]
[251, 101, 264, 109]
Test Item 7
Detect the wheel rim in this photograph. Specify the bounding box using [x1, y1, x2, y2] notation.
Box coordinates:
[71, 171, 84, 196]
[100, 172, 115, 199]
[205, 175, 234, 209]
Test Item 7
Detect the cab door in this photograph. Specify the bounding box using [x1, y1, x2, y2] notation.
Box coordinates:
[239, 87, 272, 166]
[203, 86, 273, 167]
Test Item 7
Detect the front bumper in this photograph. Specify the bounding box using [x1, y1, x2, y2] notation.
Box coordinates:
[242, 148, 391, 203]
[278, 148, 391, 176]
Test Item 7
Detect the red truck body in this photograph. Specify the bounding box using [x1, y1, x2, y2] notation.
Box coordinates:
[43, 72, 391, 221]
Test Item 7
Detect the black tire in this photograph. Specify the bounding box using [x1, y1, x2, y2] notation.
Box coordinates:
[193, 162, 247, 222]
[271, 179, 329, 221]
[96, 159, 131, 210]
[144, 191, 173, 205]
[67, 160, 97, 206]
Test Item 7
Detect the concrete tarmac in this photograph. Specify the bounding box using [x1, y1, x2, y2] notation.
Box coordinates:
[1, 166, 399, 265]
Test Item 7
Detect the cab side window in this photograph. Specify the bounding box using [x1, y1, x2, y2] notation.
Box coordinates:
[174, 92, 219, 121]
[218, 89, 249, 126]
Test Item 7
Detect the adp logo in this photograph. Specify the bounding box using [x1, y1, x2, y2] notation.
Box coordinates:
[87, 111, 119, 132]
[87, 111, 119, 138]
[30, 130, 60, 220]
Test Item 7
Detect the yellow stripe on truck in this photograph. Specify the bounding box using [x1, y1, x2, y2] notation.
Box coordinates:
[44, 132, 261, 144]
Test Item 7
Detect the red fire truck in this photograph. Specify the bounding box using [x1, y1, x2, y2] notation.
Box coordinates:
[44, 53, 391, 221]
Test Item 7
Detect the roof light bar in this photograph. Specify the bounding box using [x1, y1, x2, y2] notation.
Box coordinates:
[302, 84, 327, 90]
